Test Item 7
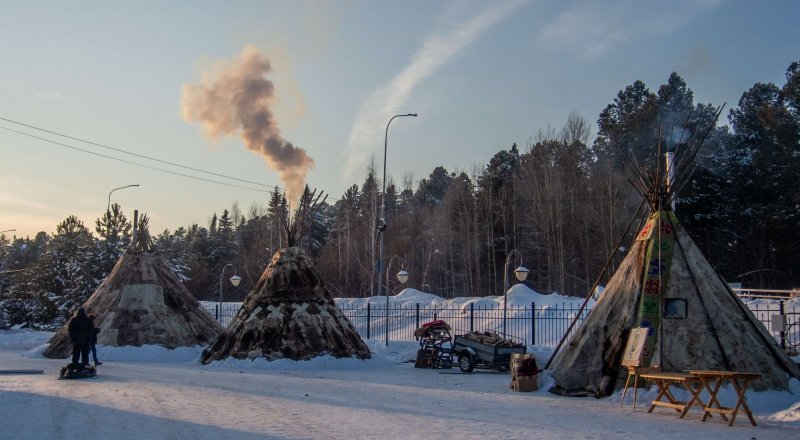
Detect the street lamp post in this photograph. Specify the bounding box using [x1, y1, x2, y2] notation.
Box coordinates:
[421, 249, 440, 294]
[108, 184, 140, 212]
[376, 113, 417, 297]
[219, 264, 241, 324]
[385, 255, 409, 346]
[502, 250, 529, 336]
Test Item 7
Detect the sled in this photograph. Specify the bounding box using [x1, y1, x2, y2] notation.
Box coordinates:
[58, 363, 97, 380]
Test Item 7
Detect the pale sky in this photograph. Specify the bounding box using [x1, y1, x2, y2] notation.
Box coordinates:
[1, 0, 798, 239]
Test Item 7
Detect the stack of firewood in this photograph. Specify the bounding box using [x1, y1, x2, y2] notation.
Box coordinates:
[462, 331, 520, 347]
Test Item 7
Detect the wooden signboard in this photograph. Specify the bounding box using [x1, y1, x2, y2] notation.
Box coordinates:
[622, 328, 649, 367]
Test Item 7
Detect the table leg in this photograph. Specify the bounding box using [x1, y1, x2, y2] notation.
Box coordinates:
[702, 376, 731, 423]
[679, 381, 703, 419]
[706, 380, 728, 422]
[729, 377, 757, 427]
[648, 381, 670, 413]
[701, 378, 720, 422]
[662, 385, 683, 413]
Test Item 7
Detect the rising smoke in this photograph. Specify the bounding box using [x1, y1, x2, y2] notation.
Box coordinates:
[181, 45, 314, 204]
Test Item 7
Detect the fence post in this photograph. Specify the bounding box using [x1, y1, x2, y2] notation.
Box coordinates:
[366, 303, 371, 339]
[215, 304, 219, 321]
[531, 301, 535, 346]
[780, 301, 786, 349]
[416, 303, 420, 330]
[470, 303, 474, 332]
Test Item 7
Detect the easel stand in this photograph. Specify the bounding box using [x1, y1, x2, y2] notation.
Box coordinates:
[618, 327, 653, 411]
[619, 366, 641, 411]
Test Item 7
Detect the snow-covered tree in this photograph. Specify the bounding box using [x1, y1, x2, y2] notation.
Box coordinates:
[95, 203, 132, 277]
[4, 217, 100, 328]
[153, 228, 191, 282]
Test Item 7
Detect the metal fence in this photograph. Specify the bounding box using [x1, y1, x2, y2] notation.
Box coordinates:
[204, 302, 597, 347]
[207, 303, 238, 328]
[205, 300, 799, 350]
[746, 302, 800, 352]
[336, 302, 590, 346]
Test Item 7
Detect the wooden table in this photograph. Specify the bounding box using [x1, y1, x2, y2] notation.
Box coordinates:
[639, 372, 705, 418]
[687, 370, 762, 427]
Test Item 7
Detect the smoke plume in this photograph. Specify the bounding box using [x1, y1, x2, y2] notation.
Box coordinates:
[181, 45, 314, 204]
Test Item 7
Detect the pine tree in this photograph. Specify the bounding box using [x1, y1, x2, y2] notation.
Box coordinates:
[414, 166, 455, 208]
[95, 203, 132, 277]
[184, 224, 213, 299]
[718, 69, 800, 287]
[781, 61, 800, 118]
[6, 216, 100, 328]
[267, 188, 289, 250]
[0, 234, 10, 327]
[594, 80, 659, 169]
[359, 167, 380, 295]
[153, 228, 191, 282]
[209, 213, 218, 236]
[212, 209, 236, 267]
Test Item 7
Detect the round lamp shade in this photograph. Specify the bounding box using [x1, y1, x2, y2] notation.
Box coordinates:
[229, 275, 242, 287]
[396, 270, 409, 284]
[514, 266, 529, 282]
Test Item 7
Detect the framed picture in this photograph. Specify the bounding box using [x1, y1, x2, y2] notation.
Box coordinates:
[622, 328, 649, 367]
[664, 298, 687, 319]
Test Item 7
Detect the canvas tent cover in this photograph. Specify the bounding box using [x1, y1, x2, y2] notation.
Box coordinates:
[549, 211, 800, 393]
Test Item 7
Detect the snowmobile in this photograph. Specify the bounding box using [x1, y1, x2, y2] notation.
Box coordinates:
[58, 363, 97, 380]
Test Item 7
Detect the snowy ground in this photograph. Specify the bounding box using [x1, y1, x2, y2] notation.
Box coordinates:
[1, 329, 799, 439]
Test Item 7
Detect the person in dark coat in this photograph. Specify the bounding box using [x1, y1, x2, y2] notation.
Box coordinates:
[88, 312, 102, 366]
[68, 307, 94, 366]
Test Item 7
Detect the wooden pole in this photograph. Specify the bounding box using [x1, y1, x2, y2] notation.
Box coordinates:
[132, 209, 139, 247]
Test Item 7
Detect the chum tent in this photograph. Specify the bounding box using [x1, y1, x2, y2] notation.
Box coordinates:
[44, 214, 222, 359]
[201, 191, 369, 364]
[548, 112, 800, 395]
[200, 246, 370, 363]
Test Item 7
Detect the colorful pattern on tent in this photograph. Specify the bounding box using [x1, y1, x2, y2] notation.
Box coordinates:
[636, 210, 676, 366]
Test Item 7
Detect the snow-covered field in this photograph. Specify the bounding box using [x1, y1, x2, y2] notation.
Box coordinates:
[2, 324, 799, 439]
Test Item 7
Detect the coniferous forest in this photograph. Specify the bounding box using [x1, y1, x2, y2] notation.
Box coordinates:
[2, 61, 799, 330]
